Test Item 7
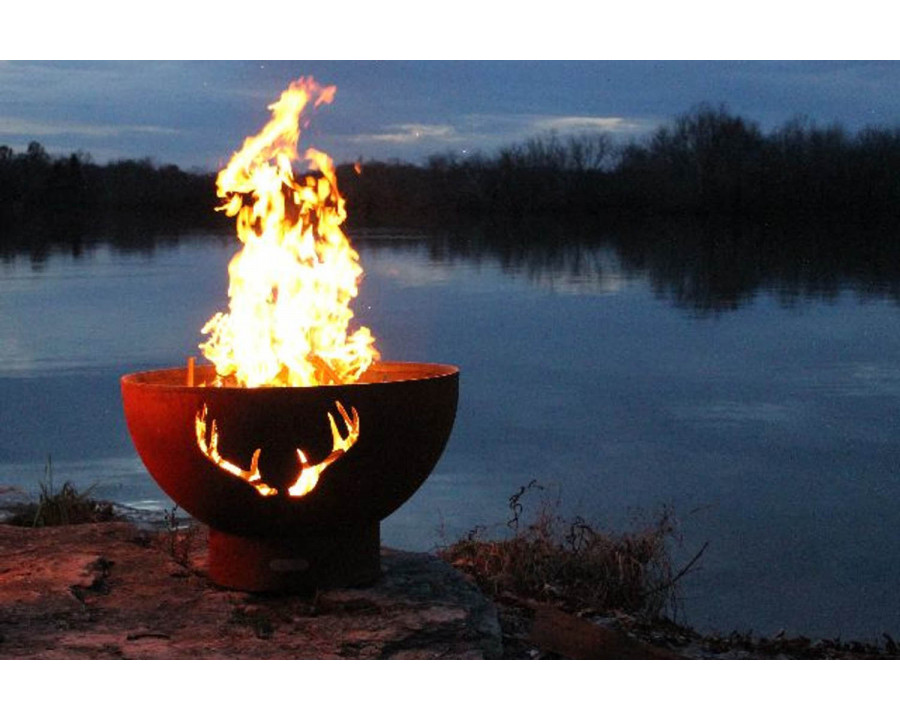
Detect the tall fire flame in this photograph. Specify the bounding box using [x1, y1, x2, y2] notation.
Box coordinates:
[200, 77, 378, 388]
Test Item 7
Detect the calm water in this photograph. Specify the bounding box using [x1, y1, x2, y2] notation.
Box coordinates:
[2, 222, 899, 642]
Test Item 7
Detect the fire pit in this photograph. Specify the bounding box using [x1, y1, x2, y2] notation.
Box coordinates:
[121, 361, 458, 591]
[120, 78, 459, 591]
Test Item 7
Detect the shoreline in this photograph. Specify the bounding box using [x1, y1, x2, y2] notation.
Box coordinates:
[1, 492, 896, 660]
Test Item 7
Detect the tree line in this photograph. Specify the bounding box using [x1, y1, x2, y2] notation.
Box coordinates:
[337, 104, 900, 223]
[3, 104, 900, 233]
[0, 141, 219, 226]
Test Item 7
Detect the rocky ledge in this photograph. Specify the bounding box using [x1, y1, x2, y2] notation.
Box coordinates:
[0, 522, 502, 659]
[4, 520, 896, 660]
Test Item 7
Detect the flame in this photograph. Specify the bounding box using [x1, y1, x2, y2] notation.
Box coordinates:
[200, 77, 378, 388]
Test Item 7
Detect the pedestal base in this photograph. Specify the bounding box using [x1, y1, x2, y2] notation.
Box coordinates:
[207, 522, 381, 592]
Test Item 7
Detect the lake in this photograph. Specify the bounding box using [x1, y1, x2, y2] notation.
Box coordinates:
[2, 217, 899, 643]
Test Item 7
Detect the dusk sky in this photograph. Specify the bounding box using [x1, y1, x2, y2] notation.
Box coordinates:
[3, 60, 900, 172]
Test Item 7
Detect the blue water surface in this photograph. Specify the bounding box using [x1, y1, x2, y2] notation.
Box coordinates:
[2, 229, 899, 641]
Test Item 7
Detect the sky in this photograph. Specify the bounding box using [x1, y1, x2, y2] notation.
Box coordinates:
[3, 60, 900, 173]
[3, 0, 898, 175]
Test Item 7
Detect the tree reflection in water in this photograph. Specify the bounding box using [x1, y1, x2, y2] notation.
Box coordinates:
[351, 214, 900, 315]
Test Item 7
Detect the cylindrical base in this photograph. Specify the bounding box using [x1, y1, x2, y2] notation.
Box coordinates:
[208, 522, 381, 593]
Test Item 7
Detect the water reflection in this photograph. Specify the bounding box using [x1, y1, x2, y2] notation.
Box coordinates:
[6, 213, 900, 313]
[0, 212, 230, 272]
[352, 215, 900, 313]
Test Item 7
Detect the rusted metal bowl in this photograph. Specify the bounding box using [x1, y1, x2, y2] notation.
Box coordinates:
[121, 361, 459, 591]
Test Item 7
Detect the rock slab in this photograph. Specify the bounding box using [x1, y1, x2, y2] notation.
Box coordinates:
[0, 522, 502, 659]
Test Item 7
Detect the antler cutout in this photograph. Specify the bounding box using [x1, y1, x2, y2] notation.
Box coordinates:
[194, 401, 360, 498]
[288, 401, 360, 497]
[195, 405, 276, 496]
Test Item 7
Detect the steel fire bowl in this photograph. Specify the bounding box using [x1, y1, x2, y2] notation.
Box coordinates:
[121, 362, 459, 539]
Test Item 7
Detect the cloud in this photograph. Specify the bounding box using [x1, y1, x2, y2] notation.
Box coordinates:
[0, 115, 181, 139]
[531, 115, 648, 134]
[346, 123, 460, 145]
[329, 111, 661, 164]
[461, 112, 658, 143]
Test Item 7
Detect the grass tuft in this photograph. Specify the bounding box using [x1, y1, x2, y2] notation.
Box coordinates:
[438, 481, 696, 621]
[3, 457, 117, 527]
[162, 504, 200, 567]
